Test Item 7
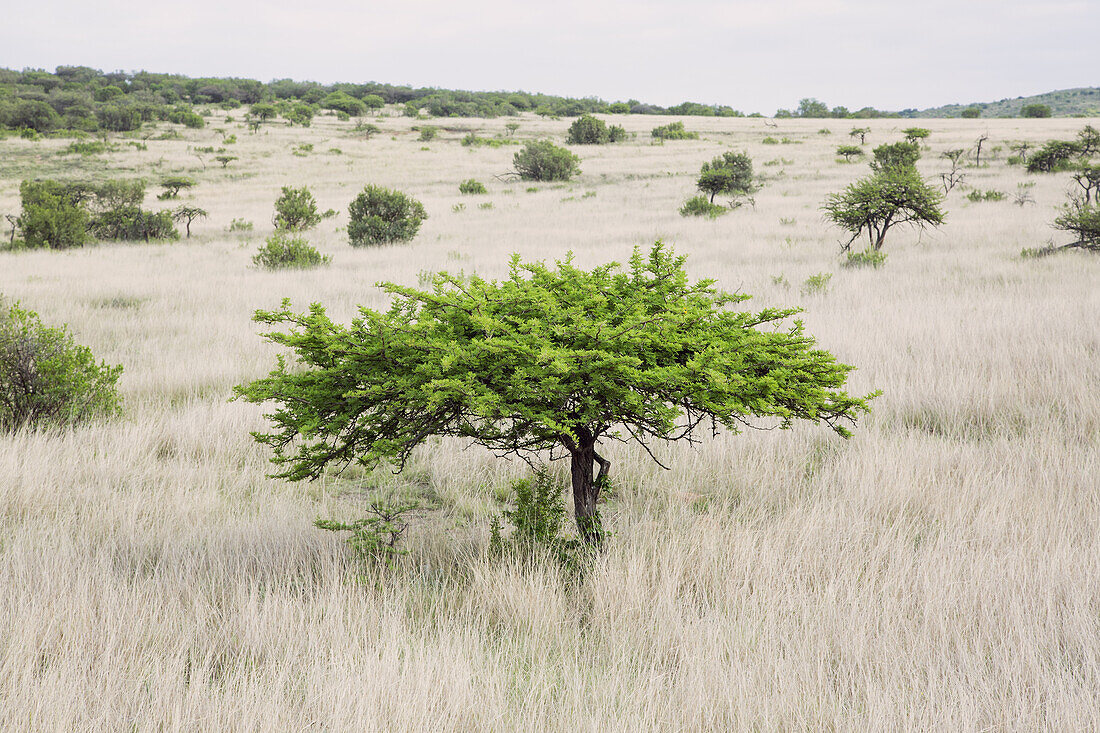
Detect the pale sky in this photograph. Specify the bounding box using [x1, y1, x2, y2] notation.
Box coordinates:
[5, 0, 1098, 113]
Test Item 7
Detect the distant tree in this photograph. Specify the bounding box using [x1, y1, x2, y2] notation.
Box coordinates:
[696, 151, 755, 205]
[836, 145, 864, 162]
[849, 127, 870, 145]
[830, 106, 851, 119]
[215, 155, 237, 168]
[774, 109, 793, 119]
[796, 98, 830, 118]
[902, 127, 931, 144]
[505, 122, 520, 136]
[172, 205, 208, 238]
[250, 103, 277, 123]
[823, 166, 945, 251]
[8, 100, 61, 133]
[960, 107, 981, 119]
[321, 91, 366, 117]
[286, 103, 314, 127]
[234, 243, 875, 545]
[1020, 103, 1052, 118]
[1071, 164, 1100, 205]
[157, 177, 195, 200]
[567, 114, 621, 144]
[362, 95, 386, 114]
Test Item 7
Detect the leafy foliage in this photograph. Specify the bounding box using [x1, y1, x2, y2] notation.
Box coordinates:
[273, 185, 321, 231]
[315, 499, 418, 568]
[566, 114, 623, 144]
[902, 127, 930, 144]
[235, 243, 874, 543]
[347, 185, 427, 246]
[651, 121, 699, 140]
[836, 145, 864, 162]
[0, 300, 122, 432]
[1026, 140, 1084, 173]
[489, 467, 585, 569]
[841, 250, 887, 269]
[679, 195, 728, 218]
[513, 140, 580, 181]
[459, 179, 488, 195]
[1020, 103, 1052, 118]
[823, 166, 945, 251]
[870, 142, 921, 172]
[252, 232, 330, 269]
[696, 151, 755, 204]
[157, 177, 195, 200]
[16, 180, 89, 249]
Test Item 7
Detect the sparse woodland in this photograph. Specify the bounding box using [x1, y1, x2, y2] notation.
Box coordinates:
[0, 91, 1098, 730]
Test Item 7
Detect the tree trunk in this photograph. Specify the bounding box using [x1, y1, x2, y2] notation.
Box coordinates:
[569, 435, 610, 546]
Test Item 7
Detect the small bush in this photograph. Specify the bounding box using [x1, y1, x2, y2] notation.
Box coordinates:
[842, 250, 887, 269]
[801, 272, 833, 295]
[567, 114, 617, 144]
[227, 218, 253, 232]
[347, 185, 428, 246]
[16, 180, 89, 250]
[459, 179, 488, 195]
[1026, 141, 1083, 173]
[679, 195, 728, 218]
[762, 136, 779, 144]
[513, 140, 580, 181]
[1020, 103, 1052, 118]
[0, 300, 122, 432]
[836, 144, 864, 162]
[417, 126, 438, 142]
[315, 499, 418, 569]
[966, 189, 1006, 202]
[489, 467, 585, 570]
[651, 121, 699, 140]
[273, 185, 321, 230]
[252, 232, 330, 269]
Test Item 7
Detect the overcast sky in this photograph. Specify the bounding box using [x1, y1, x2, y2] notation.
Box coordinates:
[4, 0, 1098, 113]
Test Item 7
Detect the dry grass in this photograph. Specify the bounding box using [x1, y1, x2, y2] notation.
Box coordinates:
[1, 111, 1098, 730]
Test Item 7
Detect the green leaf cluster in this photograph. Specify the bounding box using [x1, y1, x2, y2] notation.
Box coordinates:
[823, 166, 945, 251]
[235, 242, 874, 487]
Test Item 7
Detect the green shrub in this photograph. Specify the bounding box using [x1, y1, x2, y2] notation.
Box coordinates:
[417, 126, 438, 142]
[513, 140, 580, 181]
[252, 231, 330, 269]
[16, 180, 89, 249]
[836, 145, 864, 162]
[459, 179, 488, 195]
[347, 185, 427, 246]
[489, 467, 585, 570]
[842, 250, 887, 269]
[90, 207, 178, 241]
[167, 108, 204, 129]
[273, 185, 321, 230]
[679, 195, 728, 218]
[966, 189, 1006, 202]
[607, 124, 627, 142]
[801, 272, 833, 295]
[227, 218, 253, 232]
[64, 140, 111, 156]
[1026, 141, 1083, 173]
[157, 177, 195, 200]
[0, 300, 122, 432]
[651, 121, 699, 140]
[762, 136, 779, 144]
[566, 114, 616, 144]
[315, 498, 418, 569]
[696, 151, 754, 204]
[961, 107, 981, 118]
[871, 141, 921, 171]
[1020, 103, 1052, 118]
[902, 127, 931, 144]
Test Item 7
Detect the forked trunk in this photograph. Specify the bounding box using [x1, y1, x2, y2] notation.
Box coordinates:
[569, 437, 611, 546]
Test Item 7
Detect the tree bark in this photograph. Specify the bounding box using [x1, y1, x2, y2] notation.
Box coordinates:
[569, 434, 605, 546]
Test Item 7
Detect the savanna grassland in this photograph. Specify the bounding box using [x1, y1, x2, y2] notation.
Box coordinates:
[1, 110, 1098, 730]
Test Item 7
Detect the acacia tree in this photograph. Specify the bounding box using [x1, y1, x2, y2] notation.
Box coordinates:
[235, 244, 874, 545]
[823, 166, 945, 251]
[696, 151, 755, 205]
[172, 205, 208, 238]
[849, 127, 870, 145]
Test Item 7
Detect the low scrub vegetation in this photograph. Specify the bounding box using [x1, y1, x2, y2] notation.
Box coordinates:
[347, 185, 427, 246]
[252, 231, 330, 269]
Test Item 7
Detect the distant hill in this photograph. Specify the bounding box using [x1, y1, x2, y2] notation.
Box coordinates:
[908, 87, 1100, 118]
